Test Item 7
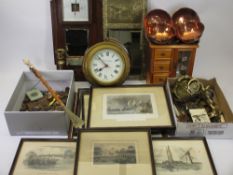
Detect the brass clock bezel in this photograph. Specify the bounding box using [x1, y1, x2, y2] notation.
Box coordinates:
[82, 40, 130, 86]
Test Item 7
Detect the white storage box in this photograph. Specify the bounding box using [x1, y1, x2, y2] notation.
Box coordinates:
[166, 77, 233, 139]
[5, 70, 75, 136]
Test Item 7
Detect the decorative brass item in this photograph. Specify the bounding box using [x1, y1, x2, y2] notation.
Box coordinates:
[55, 48, 66, 69]
[172, 7, 204, 43]
[144, 9, 175, 44]
[172, 75, 223, 123]
[172, 75, 202, 101]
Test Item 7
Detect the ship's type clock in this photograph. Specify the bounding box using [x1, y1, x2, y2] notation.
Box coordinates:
[82, 39, 130, 86]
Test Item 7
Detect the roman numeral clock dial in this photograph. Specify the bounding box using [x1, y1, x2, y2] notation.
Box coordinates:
[82, 39, 130, 86]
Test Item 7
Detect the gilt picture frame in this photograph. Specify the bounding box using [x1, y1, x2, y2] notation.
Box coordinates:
[88, 85, 175, 133]
[152, 137, 217, 175]
[9, 139, 77, 175]
[74, 129, 155, 175]
[102, 0, 147, 36]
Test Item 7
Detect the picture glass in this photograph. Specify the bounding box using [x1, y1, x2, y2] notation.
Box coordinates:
[103, 93, 158, 120]
[93, 142, 137, 165]
[89, 86, 172, 128]
[152, 139, 215, 175]
[103, 0, 146, 29]
[12, 140, 76, 175]
[76, 131, 154, 175]
[107, 0, 143, 24]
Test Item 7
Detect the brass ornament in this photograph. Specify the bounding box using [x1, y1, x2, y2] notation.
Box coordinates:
[172, 75, 223, 123]
[55, 48, 66, 69]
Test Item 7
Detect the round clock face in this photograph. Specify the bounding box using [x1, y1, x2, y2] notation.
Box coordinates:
[90, 49, 125, 83]
[82, 40, 130, 86]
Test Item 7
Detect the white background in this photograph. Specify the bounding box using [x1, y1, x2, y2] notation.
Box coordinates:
[0, 0, 233, 174]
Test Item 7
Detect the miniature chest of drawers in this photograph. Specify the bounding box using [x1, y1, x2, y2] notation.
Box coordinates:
[146, 42, 198, 84]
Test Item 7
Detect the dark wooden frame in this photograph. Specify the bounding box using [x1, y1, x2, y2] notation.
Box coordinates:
[50, 0, 103, 81]
[74, 129, 156, 175]
[151, 137, 217, 175]
[9, 138, 76, 175]
[87, 85, 176, 135]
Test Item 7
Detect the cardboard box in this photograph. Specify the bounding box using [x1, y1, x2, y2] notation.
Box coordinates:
[5, 70, 75, 136]
[166, 77, 233, 139]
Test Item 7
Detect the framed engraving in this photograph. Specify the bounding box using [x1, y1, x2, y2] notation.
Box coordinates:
[74, 129, 155, 175]
[88, 86, 175, 133]
[9, 139, 76, 175]
[152, 138, 217, 175]
[103, 93, 158, 121]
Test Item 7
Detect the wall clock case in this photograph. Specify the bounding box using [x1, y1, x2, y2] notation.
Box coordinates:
[50, 0, 103, 80]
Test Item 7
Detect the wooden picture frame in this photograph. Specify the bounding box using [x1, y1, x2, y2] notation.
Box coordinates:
[152, 137, 217, 175]
[9, 139, 77, 175]
[88, 85, 175, 134]
[82, 90, 90, 128]
[74, 129, 155, 175]
[77, 88, 90, 129]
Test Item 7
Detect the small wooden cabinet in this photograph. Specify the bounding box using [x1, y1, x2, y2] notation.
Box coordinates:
[146, 42, 198, 84]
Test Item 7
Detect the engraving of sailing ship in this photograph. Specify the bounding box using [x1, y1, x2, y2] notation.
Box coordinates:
[156, 145, 202, 172]
[23, 146, 75, 170]
[106, 94, 153, 115]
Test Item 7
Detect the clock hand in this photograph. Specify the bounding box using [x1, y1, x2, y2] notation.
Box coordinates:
[98, 64, 109, 72]
[97, 56, 109, 67]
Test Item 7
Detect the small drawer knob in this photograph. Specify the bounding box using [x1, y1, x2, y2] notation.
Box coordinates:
[160, 53, 165, 56]
[159, 66, 164, 70]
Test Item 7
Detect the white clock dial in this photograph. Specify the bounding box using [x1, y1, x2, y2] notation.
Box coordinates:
[90, 49, 125, 83]
[62, 0, 89, 22]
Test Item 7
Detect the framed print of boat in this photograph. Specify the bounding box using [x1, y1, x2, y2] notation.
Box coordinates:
[9, 139, 76, 175]
[87, 85, 175, 134]
[152, 137, 217, 175]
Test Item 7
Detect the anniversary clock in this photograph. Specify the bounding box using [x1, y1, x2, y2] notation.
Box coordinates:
[50, 0, 103, 80]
